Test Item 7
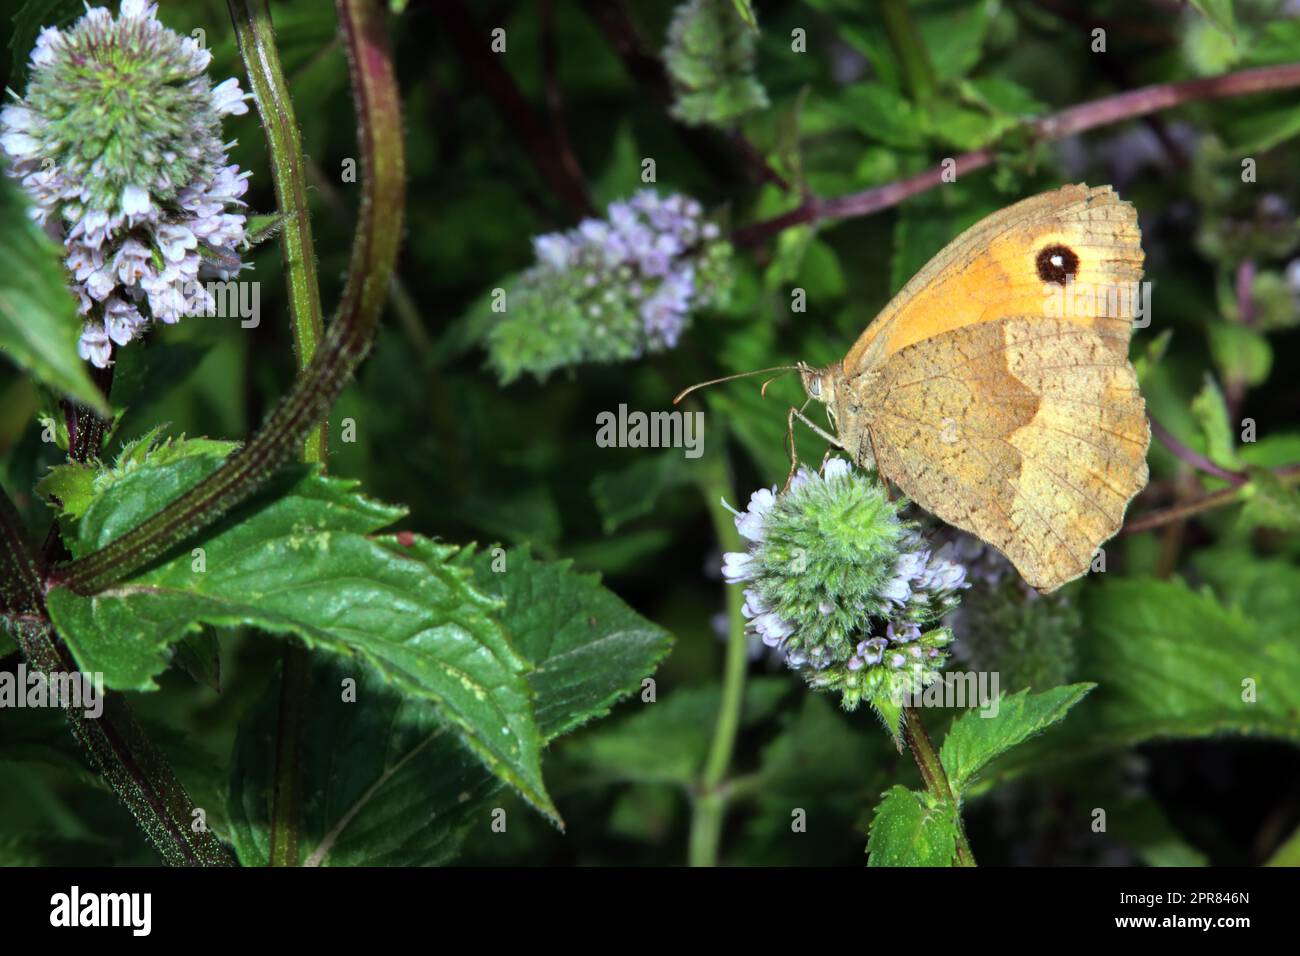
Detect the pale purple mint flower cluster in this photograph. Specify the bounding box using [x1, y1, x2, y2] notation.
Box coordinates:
[0, 1, 252, 368]
[722, 459, 968, 677]
[534, 190, 723, 349]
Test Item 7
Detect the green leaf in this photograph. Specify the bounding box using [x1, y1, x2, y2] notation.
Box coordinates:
[730, 0, 758, 31]
[1079, 578, 1300, 744]
[834, 83, 925, 149]
[227, 548, 673, 865]
[737, 694, 891, 865]
[0, 177, 107, 414]
[456, 545, 674, 738]
[227, 660, 500, 867]
[242, 212, 286, 248]
[939, 684, 1094, 796]
[590, 451, 694, 534]
[566, 679, 789, 785]
[37, 429, 238, 523]
[1208, 321, 1272, 389]
[45, 455, 556, 821]
[1239, 467, 1300, 533]
[1190, 374, 1243, 470]
[866, 785, 958, 867]
[965, 576, 1300, 792]
[172, 629, 222, 692]
[1189, 0, 1236, 38]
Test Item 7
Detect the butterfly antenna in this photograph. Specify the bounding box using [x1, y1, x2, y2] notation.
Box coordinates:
[673, 366, 800, 405]
[760, 368, 798, 397]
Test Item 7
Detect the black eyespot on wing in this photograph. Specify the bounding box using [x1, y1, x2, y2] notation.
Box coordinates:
[1035, 243, 1078, 285]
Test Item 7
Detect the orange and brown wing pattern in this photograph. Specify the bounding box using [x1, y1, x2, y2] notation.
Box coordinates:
[863, 316, 1149, 591]
[843, 184, 1144, 376]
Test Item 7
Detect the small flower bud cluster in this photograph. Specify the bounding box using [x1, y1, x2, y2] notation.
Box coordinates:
[664, 0, 769, 129]
[722, 459, 969, 710]
[0, 1, 251, 368]
[486, 190, 733, 383]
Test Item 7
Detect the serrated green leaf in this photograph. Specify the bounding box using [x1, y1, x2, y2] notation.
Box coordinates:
[45, 459, 556, 822]
[227, 548, 673, 865]
[939, 684, 1094, 796]
[37, 429, 239, 523]
[866, 785, 958, 867]
[1079, 577, 1300, 742]
[0, 177, 107, 414]
[962, 576, 1300, 793]
[458, 545, 673, 737]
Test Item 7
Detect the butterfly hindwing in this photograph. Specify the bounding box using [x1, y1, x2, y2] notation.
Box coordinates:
[860, 316, 1149, 591]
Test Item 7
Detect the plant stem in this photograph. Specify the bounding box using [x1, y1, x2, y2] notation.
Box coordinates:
[4, 614, 235, 866]
[437, 0, 594, 219]
[1122, 464, 1300, 535]
[1149, 414, 1246, 486]
[231, 0, 334, 866]
[689, 445, 748, 867]
[902, 705, 975, 866]
[733, 62, 1300, 247]
[3, 483, 232, 865]
[48, 0, 406, 597]
[0, 482, 43, 614]
[231, 0, 329, 463]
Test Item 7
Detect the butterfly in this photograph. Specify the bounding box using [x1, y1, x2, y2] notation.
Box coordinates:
[684, 184, 1151, 593]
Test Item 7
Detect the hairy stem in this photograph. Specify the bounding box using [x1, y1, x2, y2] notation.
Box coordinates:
[231, 0, 328, 463]
[3, 482, 232, 865]
[230, 0, 334, 866]
[734, 62, 1300, 246]
[902, 705, 975, 866]
[48, 0, 406, 597]
[4, 614, 236, 866]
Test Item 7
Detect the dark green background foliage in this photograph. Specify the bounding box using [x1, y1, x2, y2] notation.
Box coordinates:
[1, 0, 1299, 867]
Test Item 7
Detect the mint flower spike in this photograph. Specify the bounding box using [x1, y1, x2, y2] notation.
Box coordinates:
[1, 0, 252, 368]
[485, 189, 733, 383]
[721, 458, 971, 711]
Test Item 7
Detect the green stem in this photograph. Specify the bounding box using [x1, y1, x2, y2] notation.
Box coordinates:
[688, 445, 748, 866]
[902, 705, 975, 866]
[4, 615, 235, 866]
[2, 484, 232, 866]
[231, 0, 328, 463]
[230, 0, 331, 867]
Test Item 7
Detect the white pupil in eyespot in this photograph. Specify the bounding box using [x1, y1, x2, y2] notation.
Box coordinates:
[1050, 254, 1064, 267]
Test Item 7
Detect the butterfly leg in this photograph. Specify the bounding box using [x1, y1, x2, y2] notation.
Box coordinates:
[783, 406, 843, 491]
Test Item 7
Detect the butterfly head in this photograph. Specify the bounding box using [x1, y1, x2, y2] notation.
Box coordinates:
[799, 361, 844, 407]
